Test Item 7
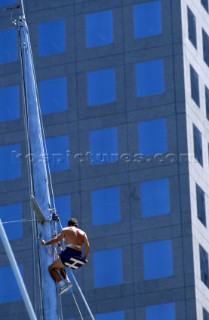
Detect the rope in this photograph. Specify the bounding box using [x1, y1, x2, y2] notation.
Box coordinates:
[29, 42, 56, 213]
[1, 219, 35, 224]
[23, 31, 61, 319]
[69, 269, 95, 320]
[38, 101, 56, 211]
[71, 291, 84, 320]
[20, 36, 35, 198]
[19, 20, 45, 319]
[57, 212, 95, 319]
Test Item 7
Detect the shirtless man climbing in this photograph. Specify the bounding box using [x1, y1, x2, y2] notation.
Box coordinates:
[41, 218, 90, 295]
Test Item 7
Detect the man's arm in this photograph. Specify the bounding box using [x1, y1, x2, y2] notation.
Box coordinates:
[83, 233, 90, 262]
[41, 230, 65, 246]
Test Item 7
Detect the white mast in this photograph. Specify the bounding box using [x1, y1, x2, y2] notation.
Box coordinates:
[16, 1, 63, 319]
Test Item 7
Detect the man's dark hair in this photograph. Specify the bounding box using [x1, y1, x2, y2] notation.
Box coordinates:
[68, 218, 78, 227]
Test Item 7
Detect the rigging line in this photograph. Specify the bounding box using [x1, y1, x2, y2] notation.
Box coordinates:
[39, 117, 56, 211]
[70, 291, 84, 320]
[21, 41, 40, 315]
[26, 37, 56, 216]
[19, 26, 39, 310]
[19, 39, 38, 318]
[37, 87, 57, 213]
[19, 30, 34, 198]
[30, 47, 56, 211]
[2, 219, 36, 224]
[56, 205, 94, 318]
[25, 30, 58, 226]
[57, 220, 94, 319]
[31, 207, 39, 318]
[58, 219, 63, 230]
[18, 21, 44, 318]
[25, 33, 57, 242]
[69, 269, 95, 320]
[22, 28, 53, 213]
[24, 23, 63, 318]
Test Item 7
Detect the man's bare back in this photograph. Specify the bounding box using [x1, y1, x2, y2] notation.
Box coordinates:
[41, 218, 90, 260]
[61, 226, 88, 252]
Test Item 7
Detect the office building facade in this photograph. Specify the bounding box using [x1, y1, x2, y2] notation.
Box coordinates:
[0, 0, 209, 319]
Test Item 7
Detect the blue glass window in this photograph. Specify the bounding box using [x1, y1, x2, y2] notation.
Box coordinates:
[193, 124, 203, 166]
[38, 19, 65, 56]
[146, 303, 175, 320]
[203, 29, 209, 67]
[196, 184, 206, 226]
[39, 77, 67, 114]
[87, 68, 116, 106]
[200, 245, 209, 288]
[54, 195, 71, 225]
[187, 7, 197, 48]
[140, 178, 170, 217]
[0, 85, 19, 121]
[0, 203, 22, 240]
[190, 65, 200, 106]
[203, 308, 209, 320]
[93, 248, 123, 287]
[46, 136, 69, 172]
[86, 10, 113, 48]
[96, 311, 125, 320]
[205, 86, 209, 120]
[89, 127, 118, 165]
[0, 264, 23, 303]
[133, 1, 162, 38]
[0, 144, 20, 180]
[0, 0, 16, 4]
[138, 118, 167, 155]
[201, 0, 209, 12]
[0, 27, 18, 63]
[92, 187, 120, 225]
[136, 59, 164, 97]
[143, 240, 173, 279]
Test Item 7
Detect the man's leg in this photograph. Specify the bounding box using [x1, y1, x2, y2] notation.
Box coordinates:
[48, 258, 64, 282]
[59, 268, 71, 286]
[48, 258, 72, 295]
[59, 268, 67, 280]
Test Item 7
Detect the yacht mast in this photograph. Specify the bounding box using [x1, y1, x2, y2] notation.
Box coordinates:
[17, 1, 62, 319]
